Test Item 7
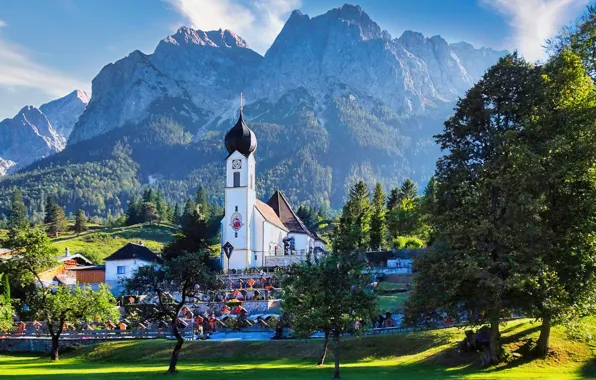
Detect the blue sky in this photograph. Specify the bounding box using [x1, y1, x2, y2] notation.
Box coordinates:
[0, 0, 589, 120]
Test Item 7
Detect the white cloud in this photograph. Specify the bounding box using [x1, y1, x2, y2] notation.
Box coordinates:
[481, 0, 588, 62]
[0, 20, 7, 28]
[163, 0, 301, 54]
[0, 37, 88, 98]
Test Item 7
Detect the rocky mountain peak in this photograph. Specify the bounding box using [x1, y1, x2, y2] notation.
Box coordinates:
[40, 89, 89, 140]
[159, 26, 249, 49]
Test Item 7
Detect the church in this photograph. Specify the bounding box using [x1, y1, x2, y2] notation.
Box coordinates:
[220, 105, 326, 270]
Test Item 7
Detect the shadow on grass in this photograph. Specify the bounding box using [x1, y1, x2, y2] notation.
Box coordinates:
[580, 358, 596, 379]
[0, 359, 483, 380]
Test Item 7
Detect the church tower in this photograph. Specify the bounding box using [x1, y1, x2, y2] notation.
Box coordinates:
[221, 100, 257, 270]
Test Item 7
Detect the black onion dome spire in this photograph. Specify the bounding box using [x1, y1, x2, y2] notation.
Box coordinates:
[224, 106, 257, 157]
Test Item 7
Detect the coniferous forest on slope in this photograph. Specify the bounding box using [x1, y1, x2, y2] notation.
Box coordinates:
[0, 95, 450, 218]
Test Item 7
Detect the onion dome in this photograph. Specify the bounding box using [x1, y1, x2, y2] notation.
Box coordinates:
[224, 110, 257, 157]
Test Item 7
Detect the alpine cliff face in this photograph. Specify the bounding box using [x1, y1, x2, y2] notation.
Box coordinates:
[69, 4, 505, 146]
[1, 4, 507, 216]
[0, 90, 88, 174]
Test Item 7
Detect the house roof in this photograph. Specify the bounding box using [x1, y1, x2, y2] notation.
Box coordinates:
[266, 191, 313, 236]
[255, 200, 289, 232]
[103, 243, 163, 264]
[57, 253, 93, 265]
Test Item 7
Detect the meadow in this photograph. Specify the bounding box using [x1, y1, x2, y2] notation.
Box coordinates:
[1, 320, 595, 379]
[51, 223, 177, 262]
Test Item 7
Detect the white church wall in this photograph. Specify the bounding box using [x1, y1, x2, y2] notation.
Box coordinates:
[289, 233, 313, 254]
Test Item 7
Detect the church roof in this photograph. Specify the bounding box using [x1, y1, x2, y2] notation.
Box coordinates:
[266, 191, 313, 236]
[104, 243, 163, 263]
[255, 200, 289, 232]
[224, 110, 257, 158]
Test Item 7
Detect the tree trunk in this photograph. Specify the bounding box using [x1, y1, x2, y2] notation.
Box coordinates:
[333, 331, 341, 379]
[488, 320, 501, 365]
[168, 322, 184, 374]
[50, 334, 60, 361]
[537, 317, 551, 356]
[317, 330, 330, 366]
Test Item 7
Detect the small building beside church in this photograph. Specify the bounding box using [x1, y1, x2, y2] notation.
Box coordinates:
[104, 242, 163, 294]
[220, 106, 326, 270]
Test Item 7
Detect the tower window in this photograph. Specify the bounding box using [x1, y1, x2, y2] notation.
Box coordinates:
[233, 172, 240, 187]
[235, 206, 238, 212]
[235, 232, 238, 238]
[250, 174, 253, 189]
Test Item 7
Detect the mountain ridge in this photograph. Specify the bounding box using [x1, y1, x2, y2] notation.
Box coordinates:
[0, 3, 507, 217]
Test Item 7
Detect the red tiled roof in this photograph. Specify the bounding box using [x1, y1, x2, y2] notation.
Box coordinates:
[255, 200, 288, 231]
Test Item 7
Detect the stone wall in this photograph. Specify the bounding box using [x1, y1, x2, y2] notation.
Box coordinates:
[0, 337, 106, 353]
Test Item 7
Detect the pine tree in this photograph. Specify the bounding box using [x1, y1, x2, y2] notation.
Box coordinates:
[332, 180, 372, 252]
[181, 199, 197, 232]
[173, 203, 182, 225]
[369, 183, 387, 250]
[44, 196, 57, 225]
[399, 179, 418, 200]
[386, 188, 400, 211]
[195, 187, 210, 221]
[7, 188, 28, 235]
[142, 189, 155, 204]
[296, 204, 319, 231]
[125, 195, 141, 226]
[154, 190, 168, 223]
[140, 202, 159, 225]
[46, 204, 68, 238]
[74, 209, 88, 235]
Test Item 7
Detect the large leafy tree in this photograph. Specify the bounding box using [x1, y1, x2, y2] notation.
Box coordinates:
[5, 227, 118, 360]
[408, 53, 542, 364]
[332, 180, 372, 252]
[513, 50, 596, 355]
[124, 252, 217, 373]
[369, 183, 387, 249]
[282, 252, 377, 378]
[0, 273, 13, 331]
[548, 5, 596, 80]
[29, 284, 118, 360]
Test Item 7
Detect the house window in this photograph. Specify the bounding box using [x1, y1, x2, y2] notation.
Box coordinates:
[117, 266, 126, 275]
[233, 172, 240, 187]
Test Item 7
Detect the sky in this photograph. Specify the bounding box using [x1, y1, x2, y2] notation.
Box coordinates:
[0, 0, 589, 120]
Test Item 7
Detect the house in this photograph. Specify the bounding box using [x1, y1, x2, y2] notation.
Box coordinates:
[103, 242, 163, 294]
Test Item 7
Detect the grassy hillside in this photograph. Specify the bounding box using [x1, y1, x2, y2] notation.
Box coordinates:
[52, 224, 178, 263]
[1, 320, 595, 379]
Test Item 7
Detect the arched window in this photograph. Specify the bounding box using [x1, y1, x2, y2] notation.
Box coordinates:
[233, 172, 240, 187]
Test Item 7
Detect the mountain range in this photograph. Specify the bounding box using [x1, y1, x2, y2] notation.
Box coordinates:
[0, 90, 89, 175]
[0, 4, 507, 217]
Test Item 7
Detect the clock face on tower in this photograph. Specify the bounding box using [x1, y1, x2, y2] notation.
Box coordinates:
[232, 159, 242, 170]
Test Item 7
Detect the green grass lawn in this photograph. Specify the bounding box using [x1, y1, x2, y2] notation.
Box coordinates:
[377, 292, 410, 313]
[52, 224, 178, 262]
[2, 320, 595, 379]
